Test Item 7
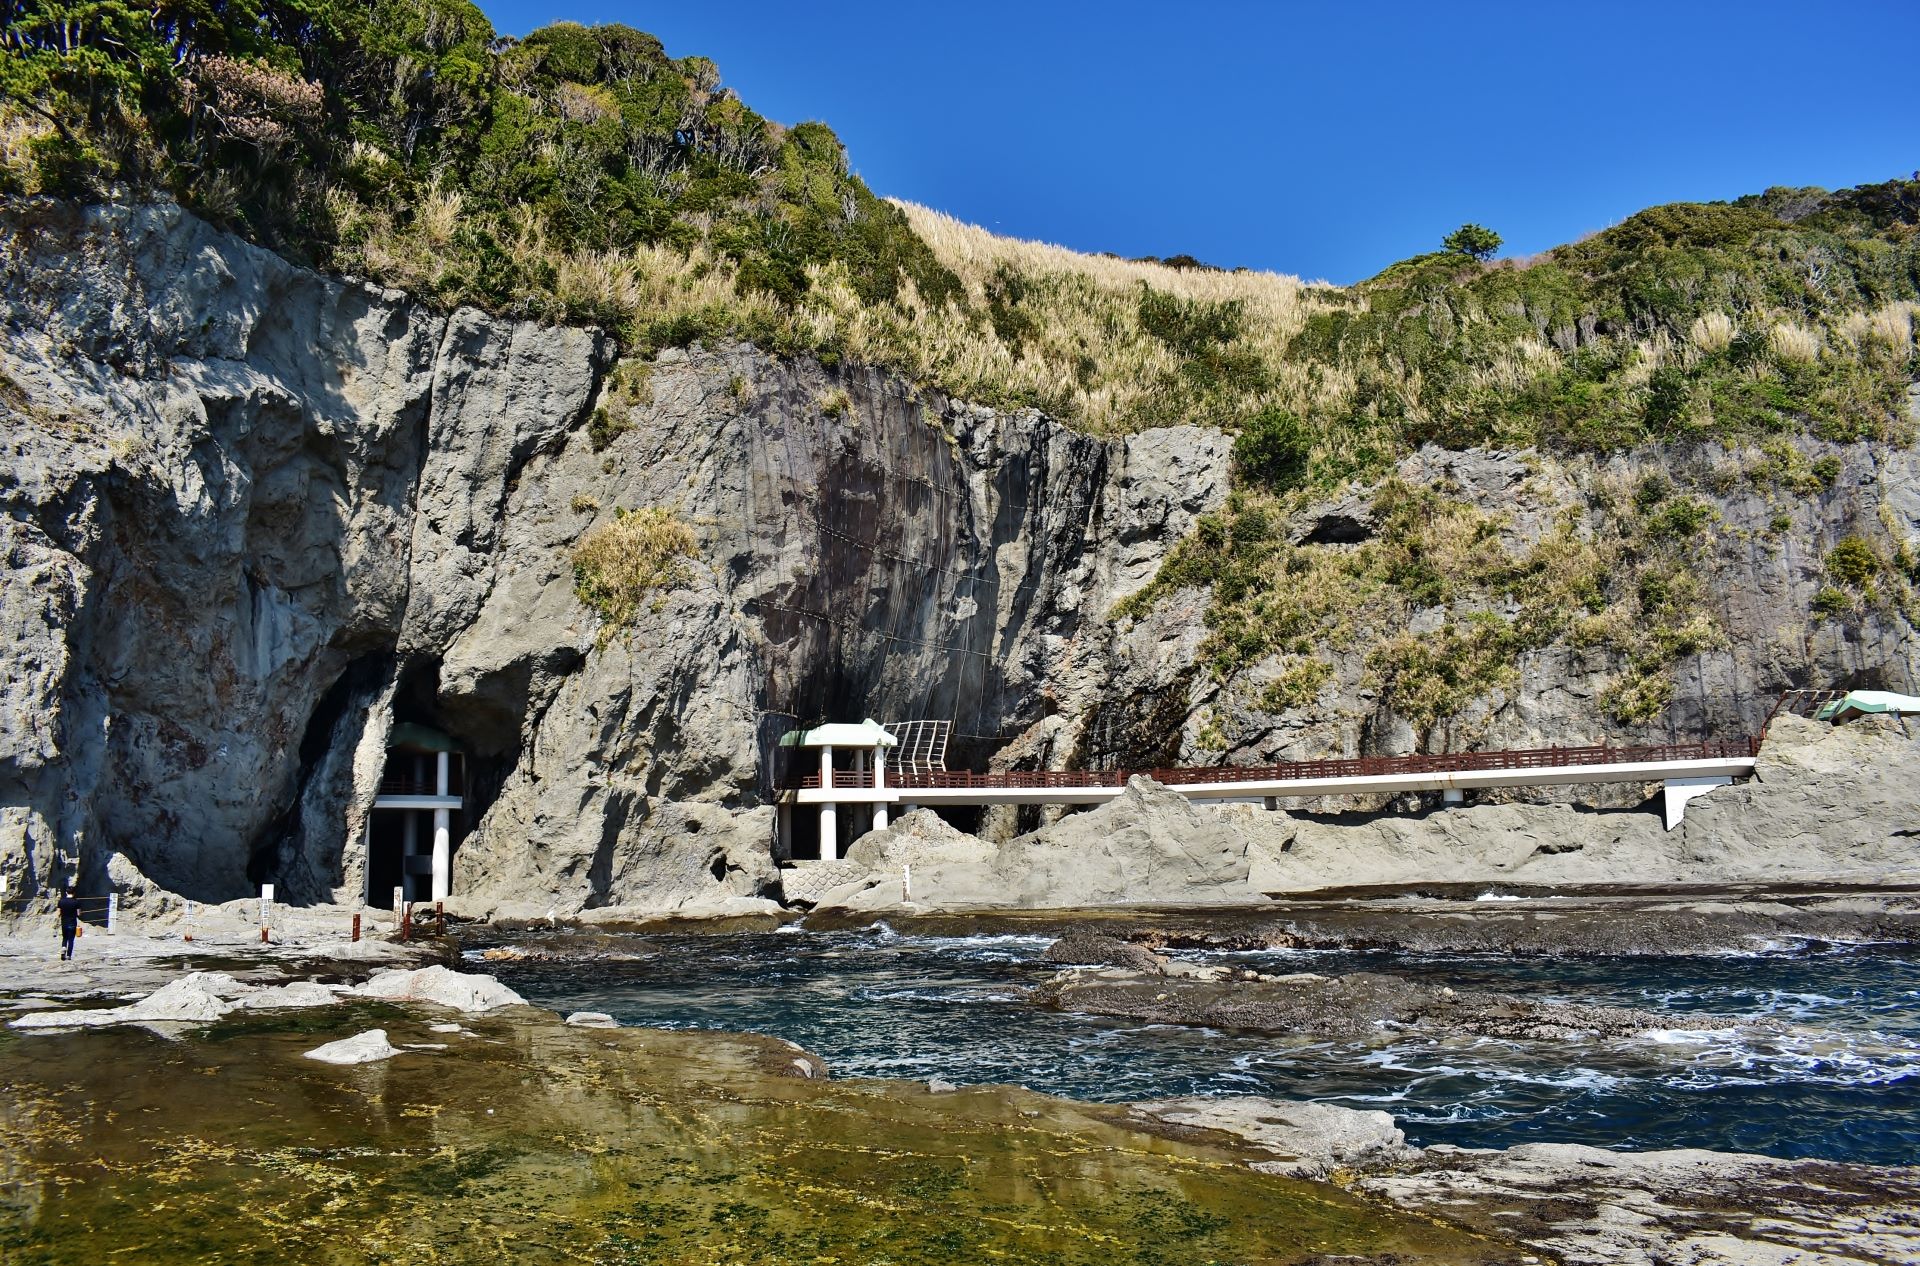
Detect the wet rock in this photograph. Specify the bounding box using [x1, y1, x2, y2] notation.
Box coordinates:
[303, 1028, 402, 1065]
[1042, 932, 1167, 972]
[1034, 967, 1729, 1042]
[1355, 1142, 1920, 1266]
[349, 966, 526, 1013]
[234, 981, 339, 1010]
[1134, 1097, 1412, 1178]
[565, 1011, 619, 1028]
[9, 973, 234, 1028]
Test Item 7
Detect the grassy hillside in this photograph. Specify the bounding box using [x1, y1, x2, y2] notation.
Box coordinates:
[0, 1, 959, 336]
[6, 6, 1914, 468]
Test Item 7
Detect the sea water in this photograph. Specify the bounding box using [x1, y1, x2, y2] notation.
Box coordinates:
[474, 926, 1920, 1165]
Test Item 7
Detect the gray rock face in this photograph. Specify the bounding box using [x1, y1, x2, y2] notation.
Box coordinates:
[1, 201, 1227, 917]
[814, 778, 1265, 911]
[1192, 441, 1920, 796]
[7, 199, 1919, 920]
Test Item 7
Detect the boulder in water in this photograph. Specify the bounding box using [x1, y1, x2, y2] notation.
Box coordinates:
[349, 966, 527, 1013]
[304, 1028, 402, 1064]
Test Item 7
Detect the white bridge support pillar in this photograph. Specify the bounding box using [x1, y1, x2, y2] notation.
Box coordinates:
[819, 745, 837, 860]
[819, 804, 838, 860]
[431, 751, 451, 902]
[1662, 775, 1731, 831]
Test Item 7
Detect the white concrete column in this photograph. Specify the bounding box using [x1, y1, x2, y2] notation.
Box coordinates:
[1442, 788, 1464, 805]
[852, 749, 866, 782]
[873, 804, 888, 832]
[1662, 776, 1731, 831]
[820, 745, 835, 791]
[431, 808, 451, 901]
[820, 803, 838, 861]
[436, 751, 450, 796]
[874, 747, 886, 792]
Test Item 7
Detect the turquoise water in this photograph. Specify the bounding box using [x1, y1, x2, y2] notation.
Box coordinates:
[475, 926, 1920, 1165]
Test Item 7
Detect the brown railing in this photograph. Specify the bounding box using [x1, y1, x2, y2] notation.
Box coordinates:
[783, 737, 1760, 793]
[1762, 689, 1847, 734]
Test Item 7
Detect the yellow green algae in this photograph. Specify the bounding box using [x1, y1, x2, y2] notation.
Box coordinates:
[0, 1003, 1518, 1264]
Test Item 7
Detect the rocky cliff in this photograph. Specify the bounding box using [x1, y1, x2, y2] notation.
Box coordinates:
[3, 199, 1918, 917]
[0, 200, 1223, 914]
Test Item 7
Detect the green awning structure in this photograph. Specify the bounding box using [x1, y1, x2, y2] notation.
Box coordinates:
[387, 722, 461, 752]
[1815, 690, 1920, 722]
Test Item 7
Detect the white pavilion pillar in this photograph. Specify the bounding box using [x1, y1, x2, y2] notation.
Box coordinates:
[872, 744, 888, 831]
[431, 753, 451, 901]
[818, 743, 838, 861]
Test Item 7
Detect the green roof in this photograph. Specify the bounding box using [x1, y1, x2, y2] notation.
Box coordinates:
[1814, 690, 1920, 722]
[387, 722, 460, 753]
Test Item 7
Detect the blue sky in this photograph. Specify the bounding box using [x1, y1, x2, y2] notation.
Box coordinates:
[478, 1, 1919, 284]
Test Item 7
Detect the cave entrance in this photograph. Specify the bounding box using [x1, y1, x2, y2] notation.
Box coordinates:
[365, 722, 466, 908]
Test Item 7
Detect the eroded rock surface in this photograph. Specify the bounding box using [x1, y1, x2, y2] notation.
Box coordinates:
[1132, 1096, 1920, 1266]
[1, 201, 1225, 918]
[1358, 1143, 1920, 1266]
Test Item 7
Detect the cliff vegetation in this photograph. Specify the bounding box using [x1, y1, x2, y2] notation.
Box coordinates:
[7, 5, 1913, 464]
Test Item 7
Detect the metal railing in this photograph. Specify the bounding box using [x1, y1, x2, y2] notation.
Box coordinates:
[783, 736, 1760, 793]
[1762, 688, 1847, 733]
[376, 777, 461, 797]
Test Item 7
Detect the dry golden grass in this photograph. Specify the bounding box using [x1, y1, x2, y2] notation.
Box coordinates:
[327, 184, 1916, 450]
[888, 200, 1350, 433]
[1688, 311, 1736, 354]
[571, 506, 698, 638]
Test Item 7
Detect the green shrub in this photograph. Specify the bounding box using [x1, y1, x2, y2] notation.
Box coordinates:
[1811, 585, 1853, 617]
[1232, 408, 1311, 491]
[1826, 535, 1880, 587]
[1258, 658, 1333, 713]
[1644, 497, 1713, 541]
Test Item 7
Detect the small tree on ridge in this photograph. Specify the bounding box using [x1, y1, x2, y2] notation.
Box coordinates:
[1443, 223, 1502, 261]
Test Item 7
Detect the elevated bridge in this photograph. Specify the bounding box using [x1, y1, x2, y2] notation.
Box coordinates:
[776, 726, 1762, 860]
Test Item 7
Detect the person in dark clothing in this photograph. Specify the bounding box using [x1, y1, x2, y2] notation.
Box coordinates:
[57, 888, 80, 960]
